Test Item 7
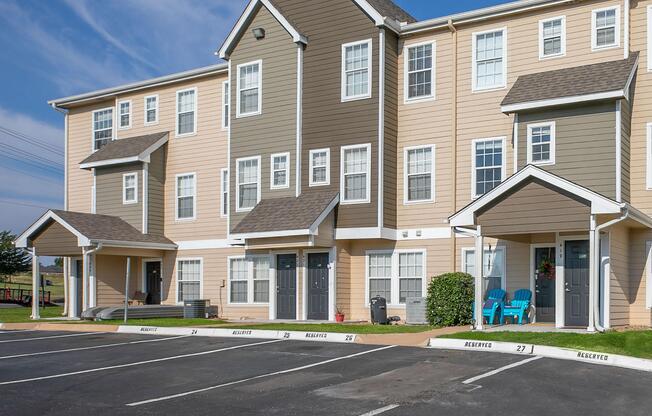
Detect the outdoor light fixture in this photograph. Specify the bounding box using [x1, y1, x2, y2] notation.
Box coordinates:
[252, 27, 266, 39]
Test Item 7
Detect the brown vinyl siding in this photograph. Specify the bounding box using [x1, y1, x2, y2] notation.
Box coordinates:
[229, 4, 298, 231]
[383, 30, 399, 229]
[95, 163, 143, 232]
[517, 103, 617, 199]
[147, 147, 166, 236]
[620, 96, 632, 203]
[31, 222, 81, 256]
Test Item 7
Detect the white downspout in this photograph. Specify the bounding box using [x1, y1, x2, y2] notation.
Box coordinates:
[624, 0, 630, 60]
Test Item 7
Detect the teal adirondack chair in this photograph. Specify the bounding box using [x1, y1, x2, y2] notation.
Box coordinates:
[501, 289, 532, 324]
[473, 288, 506, 325]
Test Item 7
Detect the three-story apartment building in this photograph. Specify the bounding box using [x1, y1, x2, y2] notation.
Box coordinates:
[16, 0, 652, 331]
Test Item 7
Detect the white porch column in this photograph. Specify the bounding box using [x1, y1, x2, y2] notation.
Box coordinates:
[62, 258, 69, 317]
[69, 260, 78, 318]
[89, 253, 97, 308]
[588, 214, 597, 332]
[82, 248, 90, 312]
[31, 248, 40, 320]
[474, 226, 484, 330]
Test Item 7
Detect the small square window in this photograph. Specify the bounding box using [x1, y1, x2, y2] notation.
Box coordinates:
[592, 7, 619, 50]
[309, 148, 330, 186]
[539, 17, 565, 58]
[270, 153, 289, 189]
[123, 173, 138, 204]
[118, 101, 131, 129]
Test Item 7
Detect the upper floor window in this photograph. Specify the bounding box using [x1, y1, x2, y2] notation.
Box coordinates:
[176, 173, 196, 220]
[222, 81, 230, 129]
[177, 259, 202, 303]
[118, 100, 131, 129]
[341, 143, 371, 204]
[472, 137, 505, 198]
[176, 88, 197, 137]
[592, 6, 619, 50]
[404, 145, 434, 204]
[270, 152, 289, 189]
[122, 172, 138, 204]
[405, 42, 435, 102]
[342, 39, 372, 101]
[527, 122, 556, 166]
[237, 61, 262, 117]
[221, 168, 229, 218]
[472, 28, 506, 91]
[92, 107, 113, 151]
[539, 16, 566, 58]
[144, 95, 158, 125]
[236, 156, 260, 212]
[309, 148, 330, 186]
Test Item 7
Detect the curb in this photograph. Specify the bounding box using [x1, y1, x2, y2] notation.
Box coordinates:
[428, 338, 652, 373]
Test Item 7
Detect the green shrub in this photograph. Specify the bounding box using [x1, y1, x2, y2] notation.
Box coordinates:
[426, 272, 474, 327]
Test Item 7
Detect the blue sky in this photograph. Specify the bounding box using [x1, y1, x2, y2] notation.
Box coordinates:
[0, 0, 511, 234]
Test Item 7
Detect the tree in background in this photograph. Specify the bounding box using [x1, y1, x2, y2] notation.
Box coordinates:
[0, 230, 31, 283]
[54, 257, 63, 268]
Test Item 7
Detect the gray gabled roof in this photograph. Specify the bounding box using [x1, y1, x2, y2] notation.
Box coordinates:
[367, 0, 416, 23]
[79, 132, 168, 169]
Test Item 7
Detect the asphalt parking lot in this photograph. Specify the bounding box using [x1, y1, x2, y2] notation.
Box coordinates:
[1, 330, 651, 416]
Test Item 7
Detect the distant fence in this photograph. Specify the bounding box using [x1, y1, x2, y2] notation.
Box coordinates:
[1, 287, 51, 305]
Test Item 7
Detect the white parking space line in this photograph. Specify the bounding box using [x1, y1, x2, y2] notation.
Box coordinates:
[0, 332, 104, 344]
[462, 356, 543, 385]
[0, 335, 191, 360]
[127, 344, 397, 407]
[358, 404, 400, 416]
[0, 330, 38, 335]
[0, 339, 284, 386]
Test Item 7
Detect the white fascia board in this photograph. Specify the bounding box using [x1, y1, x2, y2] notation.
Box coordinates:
[335, 227, 382, 240]
[449, 165, 623, 227]
[308, 195, 340, 234]
[15, 210, 91, 248]
[230, 229, 312, 240]
[501, 90, 625, 113]
[624, 204, 652, 229]
[92, 240, 177, 250]
[80, 156, 141, 170]
[176, 239, 234, 250]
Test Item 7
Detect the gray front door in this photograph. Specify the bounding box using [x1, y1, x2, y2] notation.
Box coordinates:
[307, 253, 329, 321]
[75, 260, 83, 316]
[564, 240, 590, 327]
[534, 247, 556, 323]
[276, 254, 296, 320]
[145, 262, 162, 305]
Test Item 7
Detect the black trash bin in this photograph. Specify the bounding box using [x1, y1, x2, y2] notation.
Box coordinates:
[370, 296, 388, 324]
[184, 299, 209, 319]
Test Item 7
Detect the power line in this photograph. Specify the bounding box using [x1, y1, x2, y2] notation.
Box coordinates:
[0, 142, 63, 169]
[0, 160, 64, 184]
[0, 153, 63, 177]
[0, 125, 64, 156]
[0, 199, 57, 210]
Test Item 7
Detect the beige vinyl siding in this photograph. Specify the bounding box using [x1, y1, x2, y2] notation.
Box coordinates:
[517, 103, 617, 199]
[229, 4, 297, 231]
[336, 241, 353, 317]
[31, 221, 81, 256]
[274, 0, 380, 229]
[609, 224, 631, 327]
[621, 97, 632, 203]
[95, 163, 143, 231]
[96, 255, 141, 307]
[147, 147, 166, 236]
[629, 229, 652, 326]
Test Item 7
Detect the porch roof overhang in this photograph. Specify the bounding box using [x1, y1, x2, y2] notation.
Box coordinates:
[79, 132, 168, 169]
[15, 210, 177, 251]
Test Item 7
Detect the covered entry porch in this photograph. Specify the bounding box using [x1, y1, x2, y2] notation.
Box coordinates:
[450, 166, 652, 331]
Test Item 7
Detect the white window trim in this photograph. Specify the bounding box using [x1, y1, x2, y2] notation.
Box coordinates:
[648, 6, 652, 72]
[227, 254, 271, 305]
[122, 172, 138, 205]
[646, 241, 652, 309]
[222, 80, 230, 130]
[236, 155, 261, 213]
[144, 94, 159, 126]
[471, 136, 507, 199]
[340, 143, 372, 205]
[364, 249, 427, 308]
[175, 172, 197, 221]
[270, 152, 290, 190]
[526, 121, 556, 166]
[91, 107, 114, 152]
[538, 15, 566, 60]
[175, 257, 203, 305]
[175, 87, 198, 138]
[309, 148, 331, 187]
[461, 246, 507, 291]
[117, 99, 132, 130]
[220, 168, 229, 218]
[403, 40, 436, 103]
[341, 39, 373, 102]
[236, 60, 263, 118]
[591, 5, 621, 51]
[403, 144, 435, 205]
[472, 27, 507, 92]
[647, 123, 652, 190]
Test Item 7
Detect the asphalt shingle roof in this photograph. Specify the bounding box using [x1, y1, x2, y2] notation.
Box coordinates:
[367, 0, 416, 23]
[80, 132, 168, 167]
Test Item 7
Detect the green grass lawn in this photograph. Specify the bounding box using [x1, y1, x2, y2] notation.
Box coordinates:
[443, 330, 652, 359]
[0, 305, 64, 323]
[91, 318, 227, 327]
[218, 323, 436, 334]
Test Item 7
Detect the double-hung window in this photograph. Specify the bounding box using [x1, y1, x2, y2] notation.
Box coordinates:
[592, 7, 619, 50]
[462, 247, 506, 292]
[176, 88, 197, 136]
[229, 257, 248, 303]
[118, 100, 131, 129]
[176, 173, 196, 220]
[472, 138, 505, 198]
[341, 143, 371, 204]
[527, 122, 556, 165]
[404, 145, 434, 204]
[122, 173, 138, 204]
[144, 95, 158, 125]
[236, 156, 260, 212]
[342, 39, 372, 101]
[539, 16, 565, 58]
[220, 168, 229, 218]
[473, 28, 506, 91]
[237, 61, 262, 117]
[270, 153, 289, 189]
[252, 256, 270, 303]
[177, 259, 202, 303]
[405, 42, 435, 101]
[92, 108, 113, 151]
[229, 256, 271, 304]
[309, 148, 330, 186]
[366, 250, 425, 306]
[222, 81, 230, 129]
